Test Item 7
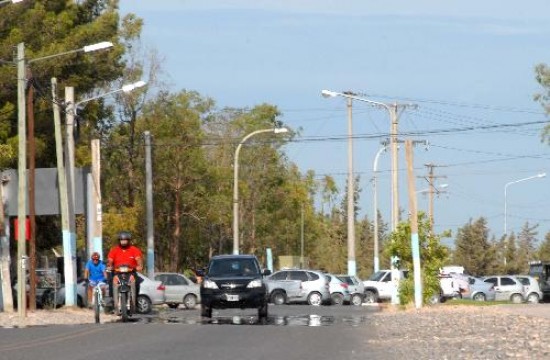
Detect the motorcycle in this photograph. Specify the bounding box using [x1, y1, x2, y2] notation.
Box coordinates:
[112, 264, 136, 322]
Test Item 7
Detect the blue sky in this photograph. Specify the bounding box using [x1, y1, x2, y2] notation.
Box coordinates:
[119, 1, 550, 247]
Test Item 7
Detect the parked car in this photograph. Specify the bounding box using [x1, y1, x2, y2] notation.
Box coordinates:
[363, 269, 408, 303]
[267, 269, 330, 306]
[325, 274, 350, 305]
[265, 277, 302, 305]
[13, 277, 87, 309]
[482, 275, 524, 303]
[516, 275, 543, 303]
[199, 254, 271, 318]
[462, 275, 496, 302]
[154, 272, 200, 309]
[133, 272, 166, 314]
[336, 274, 364, 306]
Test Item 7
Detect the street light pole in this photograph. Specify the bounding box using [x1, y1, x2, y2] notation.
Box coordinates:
[504, 172, 546, 238]
[372, 142, 388, 273]
[232, 127, 288, 255]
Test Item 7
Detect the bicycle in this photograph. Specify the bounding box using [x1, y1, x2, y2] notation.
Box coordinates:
[91, 281, 107, 324]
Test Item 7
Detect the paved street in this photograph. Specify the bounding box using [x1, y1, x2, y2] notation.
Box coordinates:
[0, 305, 382, 360]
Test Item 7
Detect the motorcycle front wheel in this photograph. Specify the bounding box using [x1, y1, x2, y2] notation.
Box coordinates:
[121, 292, 128, 322]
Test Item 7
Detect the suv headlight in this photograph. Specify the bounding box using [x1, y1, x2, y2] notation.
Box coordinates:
[202, 279, 219, 289]
[247, 279, 262, 288]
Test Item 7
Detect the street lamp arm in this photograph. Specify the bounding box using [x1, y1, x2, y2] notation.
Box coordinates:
[27, 41, 113, 64]
[75, 80, 147, 110]
[321, 89, 391, 112]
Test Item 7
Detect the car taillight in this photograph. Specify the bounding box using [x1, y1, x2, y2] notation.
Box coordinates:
[157, 284, 166, 291]
[340, 283, 348, 289]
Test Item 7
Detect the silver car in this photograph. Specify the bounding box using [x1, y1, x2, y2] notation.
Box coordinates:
[482, 275, 524, 303]
[336, 274, 365, 306]
[516, 275, 543, 303]
[154, 272, 201, 309]
[325, 274, 351, 305]
[267, 269, 330, 305]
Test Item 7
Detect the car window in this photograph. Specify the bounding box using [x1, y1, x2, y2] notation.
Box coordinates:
[168, 275, 188, 286]
[381, 273, 391, 282]
[517, 277, 529, 286]
[270, 271, 287, 280]
[369, 271, 387, 282]
[337, 276, 353, 285]
[307, 272, 320, 281]
[155, 274, 168, 284]
[501, 277, 517, 286]
[484, 277, 497, 286]
[290, 271, 309, 281]
[208, 258, 260, 277]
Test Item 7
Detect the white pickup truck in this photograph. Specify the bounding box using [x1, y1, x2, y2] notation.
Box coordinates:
[363, 269, 408, 303]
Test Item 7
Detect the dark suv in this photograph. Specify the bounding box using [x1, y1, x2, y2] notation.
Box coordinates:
[199, 254, 271, 318]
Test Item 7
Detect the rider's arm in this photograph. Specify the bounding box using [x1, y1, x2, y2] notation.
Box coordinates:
[135, 255, 143, 272]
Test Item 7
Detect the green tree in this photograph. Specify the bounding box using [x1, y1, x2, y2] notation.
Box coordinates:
[514, 222, 539, 273]
[537, 232, 550, 260]
[452, 217, 494, 276]
[384, 212, 450, 305]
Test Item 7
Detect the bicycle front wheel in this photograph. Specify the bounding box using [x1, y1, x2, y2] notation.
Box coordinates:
[94, 289, 100, 324]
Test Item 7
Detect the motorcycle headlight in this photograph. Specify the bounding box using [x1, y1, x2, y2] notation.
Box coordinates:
[202, 279, 219, 289]
[118, 265, 130, 273]
[247, 279, 262, 288]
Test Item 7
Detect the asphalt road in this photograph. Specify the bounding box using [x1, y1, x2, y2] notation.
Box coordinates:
[0, 305, 382, 360]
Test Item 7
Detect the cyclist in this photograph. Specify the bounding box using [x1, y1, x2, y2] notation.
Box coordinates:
[107, 231, 143, 313]
[84, 252, 107, 308]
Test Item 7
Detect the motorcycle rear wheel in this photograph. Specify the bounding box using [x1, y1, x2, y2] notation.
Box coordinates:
[121, 292, 129, 322]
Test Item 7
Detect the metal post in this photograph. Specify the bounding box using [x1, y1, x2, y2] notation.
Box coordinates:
[16, 42, 27, 318]
[372, 144, 387, 273]
[346, 97, 356, 276]
[0, 176, 13, 312]
[144, 131, 155, 278]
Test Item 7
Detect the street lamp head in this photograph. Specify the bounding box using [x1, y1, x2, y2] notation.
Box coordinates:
[537, 172, 546, 178]
[122, 80, 147, 93]
[273, 127, 288, 134]
[83, 41, 114, 53]
[321, 89, 339, 98]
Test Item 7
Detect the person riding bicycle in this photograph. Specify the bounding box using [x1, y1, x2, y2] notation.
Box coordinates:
[84, 252, 107, 308]
[107, 231, 143, 313]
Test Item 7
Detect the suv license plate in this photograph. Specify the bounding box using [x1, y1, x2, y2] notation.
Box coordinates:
[226, 294, 239, 301]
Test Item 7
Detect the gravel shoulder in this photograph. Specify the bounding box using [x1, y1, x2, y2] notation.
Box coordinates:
[0, 307, 118, 328]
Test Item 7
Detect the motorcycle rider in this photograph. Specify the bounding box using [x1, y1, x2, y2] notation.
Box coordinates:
[107, 231, 143, 314]
[84, 252, 107, 308]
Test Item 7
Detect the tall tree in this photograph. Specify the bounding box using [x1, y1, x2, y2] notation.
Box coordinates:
[452, 217, 494, 276]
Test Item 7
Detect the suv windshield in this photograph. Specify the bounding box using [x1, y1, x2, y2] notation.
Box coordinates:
[207, 258, 260, 277]
[368, 271, 387, 281]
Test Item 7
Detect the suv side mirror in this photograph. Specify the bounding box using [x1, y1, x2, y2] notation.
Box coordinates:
[262, 269, 272, 276]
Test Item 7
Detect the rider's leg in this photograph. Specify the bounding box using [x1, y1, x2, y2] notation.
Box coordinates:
[87, 285, 93, 307]
[112, 276, 119, 313]
[130, 277, 136, 311]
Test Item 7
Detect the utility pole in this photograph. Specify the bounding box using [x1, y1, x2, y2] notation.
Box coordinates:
[63, 86, 77, 307]
[345, 94, 356, 276]
[420, 163, 447, 234]
[388, 104, 417, 231]
[91, 139, 102, 257]
[16, 42, 27, 318]
[405, 140, 422, 309]
[144, 131, 155, 279]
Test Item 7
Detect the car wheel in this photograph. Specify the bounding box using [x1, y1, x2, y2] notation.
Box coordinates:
[364, 290, 378, 304]
[331, 293, 344, 306]
[510, 293, 523, 304]
[77, 295, 84, 308]
[473, 293, 486, 301]
[167, 303, 179, 309]
[258, 302, 268, 318]
[527, 293, 540, 304]
[136, 295, 152, 314]
[183, 294, 198, 309]
[351, 293, 363, 306]
[201, 304, 212, 318]
[307, 292, 322, 306]
[271, 291, 286, 305]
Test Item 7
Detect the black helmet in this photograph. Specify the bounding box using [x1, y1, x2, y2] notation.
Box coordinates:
[118, 231, 132, 240]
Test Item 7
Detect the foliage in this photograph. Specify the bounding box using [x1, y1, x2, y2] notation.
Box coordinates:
[452, 217, 496, 276]
[384, 212, 450, 305]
